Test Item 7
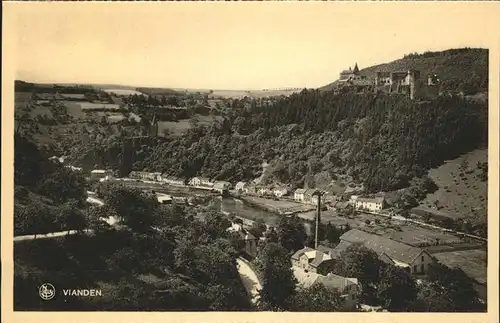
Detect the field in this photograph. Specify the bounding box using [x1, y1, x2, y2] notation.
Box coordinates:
[63, 101, 86, 118]
[417, 149, 487, 220]
[157, 115, 221, 136]
[169, 88, 302, 99]
[432, 249, 487, 284]
[78, 102, 121, 110]
[103, 89, 144, 96]
[298, 209, 462, 247]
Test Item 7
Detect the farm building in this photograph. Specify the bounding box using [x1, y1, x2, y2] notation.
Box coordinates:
[336, 229, 436, 275]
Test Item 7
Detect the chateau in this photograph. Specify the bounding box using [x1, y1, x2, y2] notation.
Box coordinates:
[338, 63, 441, 100]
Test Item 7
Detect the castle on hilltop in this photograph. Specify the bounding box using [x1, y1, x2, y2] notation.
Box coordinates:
[338, 63, 441, 100]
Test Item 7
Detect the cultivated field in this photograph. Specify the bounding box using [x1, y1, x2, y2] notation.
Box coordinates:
[297, 209, 462, 246]
[157, 115, 221, 136]
[418, 149, 487, 220]
[78, 102, 121, 110]
[103, 89, 144, 96]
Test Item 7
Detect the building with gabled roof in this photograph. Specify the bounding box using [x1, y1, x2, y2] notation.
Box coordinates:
[291, 246, 336, 274]
[337, 229, 436, 274]
[292, 267, 360, 311]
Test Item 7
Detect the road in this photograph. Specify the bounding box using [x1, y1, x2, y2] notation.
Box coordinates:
[14, 229, 94, 242]
[236, 257, 261, 304]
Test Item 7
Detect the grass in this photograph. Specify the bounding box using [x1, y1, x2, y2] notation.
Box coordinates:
[418, 149, 487, 220]
[157, 115, 221, 136]
[103, 89, 144, 96]
[432, 249, 487, 284]
[78, 102, 120, 110]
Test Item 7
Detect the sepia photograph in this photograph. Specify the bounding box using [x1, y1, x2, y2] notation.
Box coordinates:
[2, 1, 499, 321]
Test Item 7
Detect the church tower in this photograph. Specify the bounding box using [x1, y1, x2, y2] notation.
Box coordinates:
[353, 63, 359, 74]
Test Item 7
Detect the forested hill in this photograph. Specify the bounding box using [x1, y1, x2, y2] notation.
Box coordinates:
[61, 89, 488, 194]
[320, 48, 488, 94]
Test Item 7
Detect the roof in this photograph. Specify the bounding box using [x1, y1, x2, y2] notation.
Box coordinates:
[91, 170, 106, 173]
[295, 189, 307, 194]
[304, 189, 319, 197]
[339, 229, 424, 265]
[293, 267, 358, 294]
[317, 273, 359, 294]
[293, 267, 321, 288]
[310, 251, 333, 268]
[291, 247, 315, 260]
[316, 245, 336, 255]
[356, 197, 384, 204]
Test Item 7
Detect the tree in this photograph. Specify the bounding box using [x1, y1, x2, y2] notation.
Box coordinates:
[334, 244, 382, 287]
[377, 264, 417, 311]
[426, 263, 483, 311]
[253, 243, 297, 310]
[248, 219, 267, 239]
[276, 215, 307, 253]
[291, 283, 343, 312]
[102, 185, 157, 232]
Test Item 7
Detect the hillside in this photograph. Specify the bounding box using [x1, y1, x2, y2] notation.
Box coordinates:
[320, 48, 488, 94]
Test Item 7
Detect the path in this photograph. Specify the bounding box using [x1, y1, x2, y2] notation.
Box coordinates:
[236, 257, 261, 304]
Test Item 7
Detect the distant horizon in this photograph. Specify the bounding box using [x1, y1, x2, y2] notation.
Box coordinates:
[15, 46, 486, 92]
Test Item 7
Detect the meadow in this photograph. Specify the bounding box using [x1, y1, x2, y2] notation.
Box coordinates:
[418, 149, 487, 220]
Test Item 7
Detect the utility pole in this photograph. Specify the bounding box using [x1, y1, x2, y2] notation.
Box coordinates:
[312, 191, 323, 249]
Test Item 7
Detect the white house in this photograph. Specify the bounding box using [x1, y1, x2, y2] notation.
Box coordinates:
[156, 194, 173, 204]
[355, 197, 385, 212]
[161, 175, 185, 186]
[65, 165, 82, 172]
[91, 169, 112, 180]
[294, 189, 307, 202]
[338, 229, 436, 275]
[235, 181, 247, 193]
[189, 177, 201, 186]
[273, 187, 289, 198]
[213, 181, 232, 194]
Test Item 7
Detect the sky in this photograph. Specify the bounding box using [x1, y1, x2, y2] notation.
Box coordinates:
[9, 2, 500, 90]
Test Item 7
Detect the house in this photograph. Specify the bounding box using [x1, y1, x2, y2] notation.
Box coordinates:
[304, 189, 320, 205]
[156, 194, 173, 204]
[257, 187, 272, 196]
[291, 247, 336, 274]
[355, 197, 385, 212]
[161, 175, 185, 186]
[273, 186, 289, 198]
[243, 184, 257, 195]
[294, 189, 307, 202]
[200, 177, 214, 187]
[337, 229, 436, 275]
[90, 169, 111, 180]
[235, 181, 247, 193]
[349, 195, 359, 205]
[213, 181, 232, 194]
[49, 156, 66, 164]
[189, 177, 214, 188]
[65, 165, 82, 172]
[293, 267, 360, 311]
[227, 223, 258, 258]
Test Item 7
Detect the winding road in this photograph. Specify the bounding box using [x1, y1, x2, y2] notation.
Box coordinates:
[236, 257, 261, 304]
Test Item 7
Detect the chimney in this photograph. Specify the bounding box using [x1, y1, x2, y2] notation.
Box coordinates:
[315, 192, 322, 249]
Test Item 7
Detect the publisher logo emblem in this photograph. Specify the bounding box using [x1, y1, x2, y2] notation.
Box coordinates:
[39, 283, 56, 300]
